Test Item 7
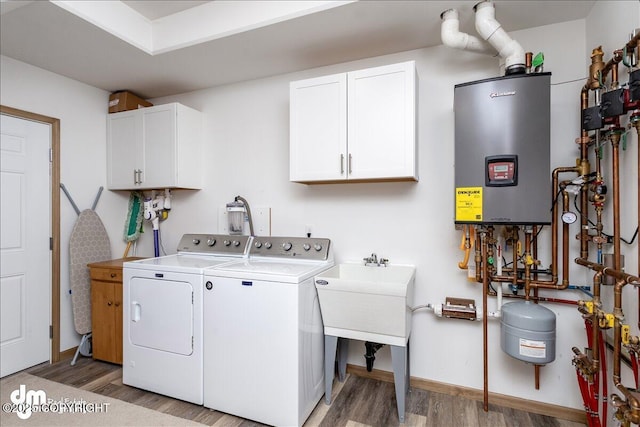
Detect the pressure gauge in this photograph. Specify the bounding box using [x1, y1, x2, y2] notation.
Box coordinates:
[561, 211, 577, 224]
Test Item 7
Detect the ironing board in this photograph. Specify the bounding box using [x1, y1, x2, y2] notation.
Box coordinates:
[62, 185, 111, 365]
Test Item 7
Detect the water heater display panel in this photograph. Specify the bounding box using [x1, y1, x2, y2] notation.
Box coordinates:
[486, 155, 517, 187]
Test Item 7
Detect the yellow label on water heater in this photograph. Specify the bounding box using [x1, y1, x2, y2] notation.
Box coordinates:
[455, 187, 483, 222]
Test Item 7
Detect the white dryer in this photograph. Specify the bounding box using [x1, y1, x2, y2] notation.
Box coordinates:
[203, 236, 333, 426]
[123, 234, 250, 404]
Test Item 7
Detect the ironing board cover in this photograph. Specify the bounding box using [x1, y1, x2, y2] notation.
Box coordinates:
[69, 209, 111, 335]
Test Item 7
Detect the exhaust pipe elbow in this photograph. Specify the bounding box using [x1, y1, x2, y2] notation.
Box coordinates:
[474, 1, 525, 74]
[440, 8, 495, 55]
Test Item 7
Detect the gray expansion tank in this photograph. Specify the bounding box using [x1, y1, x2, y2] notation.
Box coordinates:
[454, 73, 551, 225]
[501, 301, 556, 365]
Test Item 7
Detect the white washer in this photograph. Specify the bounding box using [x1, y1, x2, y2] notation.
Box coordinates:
[123, 234, 250, 404]
[203, 236, 333, 427]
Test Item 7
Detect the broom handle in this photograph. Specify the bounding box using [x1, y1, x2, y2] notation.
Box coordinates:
[123, 241, 132, 258]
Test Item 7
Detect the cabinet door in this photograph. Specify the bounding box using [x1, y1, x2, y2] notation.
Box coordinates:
[347, 61, 417, 180]
[141, 104, 176, 189]
[114, 282, 123, 363]
[290, 73, 347, 182]
[107, 111, 142, 190]
[91, 281, 117, 363]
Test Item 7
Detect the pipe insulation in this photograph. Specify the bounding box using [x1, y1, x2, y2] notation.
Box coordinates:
[474, 1, 525, 74]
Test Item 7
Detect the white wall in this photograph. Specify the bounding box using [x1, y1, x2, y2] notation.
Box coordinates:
[1, 0, 637, 413]
[0, 56, 129, 351]
[148, 6, 637, 410]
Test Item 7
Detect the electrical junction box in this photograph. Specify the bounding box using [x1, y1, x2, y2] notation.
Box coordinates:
[454, 73, 551, 225]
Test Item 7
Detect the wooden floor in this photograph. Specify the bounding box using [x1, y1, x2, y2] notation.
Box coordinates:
[24, 357, 586, 426]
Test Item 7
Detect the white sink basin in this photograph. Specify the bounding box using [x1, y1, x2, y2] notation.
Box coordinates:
[314, 263, 415, 346]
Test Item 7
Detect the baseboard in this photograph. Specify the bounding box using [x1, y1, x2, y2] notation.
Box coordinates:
[346, 364, 587, 424]
[59, 347, 77, 361]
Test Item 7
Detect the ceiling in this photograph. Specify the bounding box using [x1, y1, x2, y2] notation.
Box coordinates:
[0, 1, 595, 99]
[123, 1, 211, 21]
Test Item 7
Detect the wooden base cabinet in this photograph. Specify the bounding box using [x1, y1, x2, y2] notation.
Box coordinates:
[88, 258, 142, 364]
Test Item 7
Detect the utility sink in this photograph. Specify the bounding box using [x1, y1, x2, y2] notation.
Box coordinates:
[314, 263, 415, 346]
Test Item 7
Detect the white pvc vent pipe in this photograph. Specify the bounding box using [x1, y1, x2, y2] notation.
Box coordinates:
[440, 8, 495, 55]
[474, 1, 525, 74]
[440, 1, 525, 75]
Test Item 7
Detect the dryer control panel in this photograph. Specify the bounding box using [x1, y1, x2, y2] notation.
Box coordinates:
[250, 237, 331, 260]
[177, 234, 251, 255]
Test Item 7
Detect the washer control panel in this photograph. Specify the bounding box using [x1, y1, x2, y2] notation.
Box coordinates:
[250, 237, 331, 260]
[177, 234, 251, 255]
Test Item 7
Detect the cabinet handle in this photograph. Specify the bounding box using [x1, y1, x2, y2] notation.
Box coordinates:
[348, 154, 353, 175]
[110, 273, 116, 278]
[133, 169, 137, 184]
[138, 169, 143, 184]
[340, 154, 344, 175]
[107, 301, 113, 306]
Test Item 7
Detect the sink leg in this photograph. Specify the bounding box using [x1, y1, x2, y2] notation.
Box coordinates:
[391, 344, 408, 423]
[407, 340, 411, 395]
[324, 335, 338, 405]
[337, 337, 348, 382]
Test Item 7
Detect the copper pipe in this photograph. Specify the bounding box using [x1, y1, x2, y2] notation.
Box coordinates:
[590, 272, 603, 379]
[602, 49, 623, 88]
[532, 226, 539, 282]
[613, 277, 640, 423]
[487, 288, 580, 305]
[574, 258, 639, 284]
[575, 97, 591, 261]
[524, 230, 532, 299]
[475, 229, 483, 283]
[627, 32, 640, 52]
[481, 228, 489, 412]
[634, 119, 640, 329]
[527, 184, 572, 290]
[611, 132, 622, 273]
[512, 227, 519, 292]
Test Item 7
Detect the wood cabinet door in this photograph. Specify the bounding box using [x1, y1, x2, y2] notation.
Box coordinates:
[114, 282, 123, 363]
[91, 281, 116, 363]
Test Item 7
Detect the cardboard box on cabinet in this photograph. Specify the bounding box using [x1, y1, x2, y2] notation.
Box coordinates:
[108, 91, 153, 114]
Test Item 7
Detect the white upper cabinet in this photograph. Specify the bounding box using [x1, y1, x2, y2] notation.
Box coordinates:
[290, 61, 417, 183]
[107, 103, 202, 190]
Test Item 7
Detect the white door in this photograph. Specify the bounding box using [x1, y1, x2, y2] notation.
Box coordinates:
[0, 114, 51, 377]
[128, 276, 193, 355]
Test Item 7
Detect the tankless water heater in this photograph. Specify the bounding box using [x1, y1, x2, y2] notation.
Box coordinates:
[454, 73, 551, 225]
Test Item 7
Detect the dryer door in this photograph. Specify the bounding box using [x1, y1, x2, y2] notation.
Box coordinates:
[129, 277, 193, 355]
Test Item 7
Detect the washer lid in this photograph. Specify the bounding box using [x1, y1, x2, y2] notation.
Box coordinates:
[207, 258, 334, 283]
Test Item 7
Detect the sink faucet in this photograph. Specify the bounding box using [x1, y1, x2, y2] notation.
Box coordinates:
[363, 253, 389, 267]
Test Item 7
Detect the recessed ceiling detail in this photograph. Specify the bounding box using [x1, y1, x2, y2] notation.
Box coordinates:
[52, 0, 354, 55]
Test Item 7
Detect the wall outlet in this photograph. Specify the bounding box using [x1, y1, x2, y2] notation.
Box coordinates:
[253, 207, 271, 236]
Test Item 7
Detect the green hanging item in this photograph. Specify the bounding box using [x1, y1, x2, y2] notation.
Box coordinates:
[123, 191, 144, 256]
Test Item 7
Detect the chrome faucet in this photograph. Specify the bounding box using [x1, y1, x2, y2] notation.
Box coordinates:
[363, 253, 389, 267]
